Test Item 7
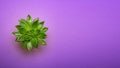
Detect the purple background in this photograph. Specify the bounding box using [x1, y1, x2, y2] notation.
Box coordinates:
[0, 0, 120, 68]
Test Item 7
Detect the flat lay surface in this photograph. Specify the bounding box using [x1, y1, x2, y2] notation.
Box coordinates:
[0, 0, 120, 68]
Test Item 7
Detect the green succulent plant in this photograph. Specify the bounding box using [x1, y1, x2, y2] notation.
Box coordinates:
[12, 15, 48, 51]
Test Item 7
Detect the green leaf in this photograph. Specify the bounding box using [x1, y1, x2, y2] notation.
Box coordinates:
[24, 35, 32, 41]
[12, 31, 21, 36]
[39, 33, 47, 39]
[19, 19, 26, 26]
[33, 18, 39, 23]
[22, 41, 27, 48]
[16, 25, 23, 30]
[27, 14, 32, 23]
[19, 19, 31, 31]
[16, 35, 25, 42]
[38, 38, 46, 45]
[27, 42, 32, 51]
[19, 28, 27, 34]
[41, 27, 48, 32]
[38, 21, 44, 29]
[32, 18, 39, 29]
[31, 38, 38, 48]
[16, 25, 27, 33]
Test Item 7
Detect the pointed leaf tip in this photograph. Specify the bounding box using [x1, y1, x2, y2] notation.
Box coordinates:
[33, 18, 39, 23]
[38, 21, 44, 29]
[38, 38, 46, 45]
[32, 18, 39, 29]
[16, 35, 25, 42]
[42, 27, 48, 32]
[22, 42, 27, 48]
[12, 31, 21, 36]
[27, 14, 32, 23]
[27, 14, 31, 18]
[27, 42, 32, 51]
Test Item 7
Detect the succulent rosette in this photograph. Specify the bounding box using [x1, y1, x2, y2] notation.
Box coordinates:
[12, 15, 48, 51]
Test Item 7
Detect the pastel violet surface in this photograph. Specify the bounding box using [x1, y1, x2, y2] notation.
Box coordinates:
[12, 15, 48, 51]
